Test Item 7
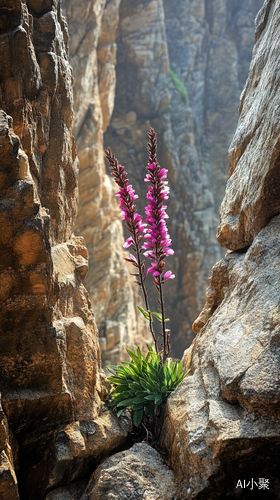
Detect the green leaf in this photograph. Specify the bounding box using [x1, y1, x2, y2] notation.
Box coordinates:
[150, 312, 170, 322]
[128, 382, 142, 391]
[128, 363, 142, 377]
[117, 365, 134, 377]
[146, 344, 154, 352]
[127, 349, 142, 369]
[133, 408, 144, 427]
[106, 365, 118, 374]
[132, 395, 145, 405]
[112, 391, 131, 400]
[137, 306, 151, 321]
[151, 311, 162, 322]
[107, 376, 127, 384]
[140, 378, 160, 392]
[112, 384, 129, 392]
[169, 67, 189, 106]
[155, 394, 162, 405]
[137, 346, 143, 362]
[147, 363, 160, 378]
[144, 394, 156, 401]
[116, 397, 135, 407]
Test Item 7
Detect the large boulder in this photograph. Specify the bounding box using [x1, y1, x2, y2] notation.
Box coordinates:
[46, 443, 176, 500]
[163, 216, 280, 499]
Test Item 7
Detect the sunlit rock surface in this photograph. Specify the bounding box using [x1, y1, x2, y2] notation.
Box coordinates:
[64, 0, 149, 367]
[217, 0, 280, 250]
[163, 2, 280, 498]
[0, 1, 130, 498]
[46, 443, 176, 500]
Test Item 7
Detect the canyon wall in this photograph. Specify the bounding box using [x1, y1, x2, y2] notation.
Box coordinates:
[64, 0, 263, 360]
[2, 1, 280, 499]
[0, 2, 130, 498]
[162, 0, 280, 497]
[105, 0, 264, 357]
[63, 0, 149, 366]
[39, 1, 280, 497]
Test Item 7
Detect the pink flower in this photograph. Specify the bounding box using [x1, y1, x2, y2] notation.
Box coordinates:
[143, 153, 174, 283]
[163, 271, 175, 280]
[104, 149, 146, 253]
[123, 236, 134, 249]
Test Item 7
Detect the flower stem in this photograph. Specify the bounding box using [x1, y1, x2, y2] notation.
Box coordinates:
[132, 226, 158, 354]
[158, 280, 169, 363]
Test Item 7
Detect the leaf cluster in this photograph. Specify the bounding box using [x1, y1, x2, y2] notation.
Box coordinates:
[105, 346, 186, 427]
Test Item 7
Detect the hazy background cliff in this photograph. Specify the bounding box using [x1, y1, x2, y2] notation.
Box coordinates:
[63, 0, 263, 359]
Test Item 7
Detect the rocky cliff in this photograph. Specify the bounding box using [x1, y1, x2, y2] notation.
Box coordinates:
[0, 2, 130, 498]
[64, 0, 262, 361]
[62, 0, 150, 367]
[162, 1, 280, 497]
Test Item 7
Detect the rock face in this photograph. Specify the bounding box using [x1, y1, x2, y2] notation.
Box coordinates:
[46, 443, 176, 500]
[0, 394, 19, 500]
[162, 2, 280, 498]
[217, 0, 280, 251]
[104, 0, 263, 356]
[63, 0, 149, 367]
[0, 2, 130, 498]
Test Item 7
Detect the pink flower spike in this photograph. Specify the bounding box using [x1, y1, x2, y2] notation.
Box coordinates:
[163, 271, 175, 280]
[153, 270, 160, 277]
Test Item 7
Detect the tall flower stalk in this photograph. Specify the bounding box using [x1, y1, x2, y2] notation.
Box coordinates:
[104, 128, 174, 362]
[104, 148, 158, 352]
[143, 129, 175, 362]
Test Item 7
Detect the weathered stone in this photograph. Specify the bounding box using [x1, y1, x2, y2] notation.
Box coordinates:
[64, 0, 150, 366]
[80, 443, 176, 500]
[0, 395, 19, 500]
[97, 0, 121, 132]
[45, 479, 87, 500]
[217, 0, 280, 251]
[161, 4, 280, 497]
[0, 1, 106, 498]
[21, 410, 132, 496]
[163, 216, 280, 499]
